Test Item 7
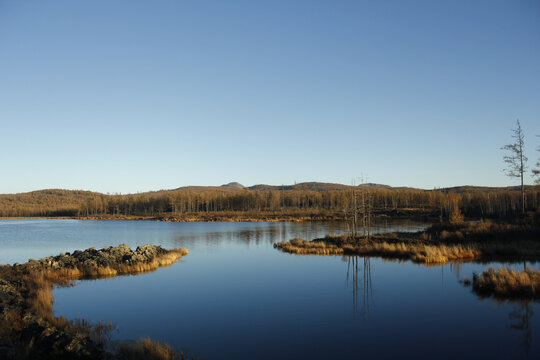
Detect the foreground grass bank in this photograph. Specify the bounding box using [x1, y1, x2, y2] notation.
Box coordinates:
[0, 244, 189, 360]
[274, 222, 540, 265]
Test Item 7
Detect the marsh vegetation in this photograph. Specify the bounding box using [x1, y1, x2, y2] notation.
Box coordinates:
[274, 221, 540, 265]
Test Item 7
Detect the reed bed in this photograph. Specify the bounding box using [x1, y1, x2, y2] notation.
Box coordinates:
[473, 268, 540, 299]
[345, 242, 480, 264]
[275, 238, 481, 264]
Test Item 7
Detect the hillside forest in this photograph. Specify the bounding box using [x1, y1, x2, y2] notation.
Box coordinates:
[0, 183, 538, 221]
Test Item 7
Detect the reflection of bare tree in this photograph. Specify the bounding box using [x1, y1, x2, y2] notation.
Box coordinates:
[508, 301, 534, 356]
[450, 262, 461, 280]
[346, 256, 373, 316]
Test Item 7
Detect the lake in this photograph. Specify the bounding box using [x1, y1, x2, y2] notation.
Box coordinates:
[0, 219, 538, 359]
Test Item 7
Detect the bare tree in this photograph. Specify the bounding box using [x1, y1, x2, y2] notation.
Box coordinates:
[358, 175, 372, 240]
[360, 184, 372, 240]
[348, 179, 358, 238]
[533, 135, 540, 184]
[348, 176, 373, 241]
[501, 119, 528, 215]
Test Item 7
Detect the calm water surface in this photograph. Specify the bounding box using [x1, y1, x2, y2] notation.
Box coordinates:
[1, 219, 538, 359]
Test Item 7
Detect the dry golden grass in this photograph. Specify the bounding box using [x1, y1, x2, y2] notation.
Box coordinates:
[275, 238, 481, 264]
[473, 268, 540, 299]
[349, 242, 480, 264]
[117, 338, 185, 360]
[45, 248, 190, 280]
[0, 311, 24, 338]
[276, 238, 344, 255]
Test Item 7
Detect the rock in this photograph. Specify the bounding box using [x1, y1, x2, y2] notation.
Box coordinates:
[0, 339, 15, 360]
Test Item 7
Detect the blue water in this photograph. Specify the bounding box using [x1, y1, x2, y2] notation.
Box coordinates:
[1, 219, 538, 359]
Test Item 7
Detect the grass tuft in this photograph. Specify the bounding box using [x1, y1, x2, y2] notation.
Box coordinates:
[473, 268, 540, 299]
[117, 338, 186, 360]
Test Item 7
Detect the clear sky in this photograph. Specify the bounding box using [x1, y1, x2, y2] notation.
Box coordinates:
[1, 0, 539, 194]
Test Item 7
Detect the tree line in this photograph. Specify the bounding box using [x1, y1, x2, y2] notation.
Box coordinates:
[0, 186, 538, 219]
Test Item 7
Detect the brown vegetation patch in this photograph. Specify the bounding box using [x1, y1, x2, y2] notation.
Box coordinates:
[473, 268, 540, 300]
[275, 237, 481, 264]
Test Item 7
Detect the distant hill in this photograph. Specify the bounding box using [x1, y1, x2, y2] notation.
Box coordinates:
[221, 182, 245, 189]
[439, 185, 536, 193]
[249, 182, 422, 192]
[0, 189, 104, 216]
[168, 185, 243, 194]
[4, 183, 536, 198]
[249, 182, 353, 191]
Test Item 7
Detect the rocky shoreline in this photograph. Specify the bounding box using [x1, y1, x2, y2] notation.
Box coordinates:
[0, 244, 188, 360]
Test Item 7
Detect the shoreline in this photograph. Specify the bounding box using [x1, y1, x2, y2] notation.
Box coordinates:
[0, 212, 440, 223]
[0, 244, 189, 359]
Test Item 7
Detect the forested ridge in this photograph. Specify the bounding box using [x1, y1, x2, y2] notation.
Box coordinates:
[0, 183, 538, 219]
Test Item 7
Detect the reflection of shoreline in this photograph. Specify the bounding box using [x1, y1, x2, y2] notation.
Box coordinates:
[346, 256, 373, 315]
[170, 222, 348, 248]
[169, 220, 427, 249]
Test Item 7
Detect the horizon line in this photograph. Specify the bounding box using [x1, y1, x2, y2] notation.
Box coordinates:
[1, 182, 536, 196]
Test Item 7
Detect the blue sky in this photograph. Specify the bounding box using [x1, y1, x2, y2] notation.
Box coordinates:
[1, 0, 539, 194]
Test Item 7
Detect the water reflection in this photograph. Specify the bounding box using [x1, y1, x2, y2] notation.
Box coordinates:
[29, 218, 537, 360]
[346, 256, 373, 316]
[163, 219, 429, 251]
[450, 262, 462, 281]
[165, 222, 353, 250]
[508, 301, 535, 356]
